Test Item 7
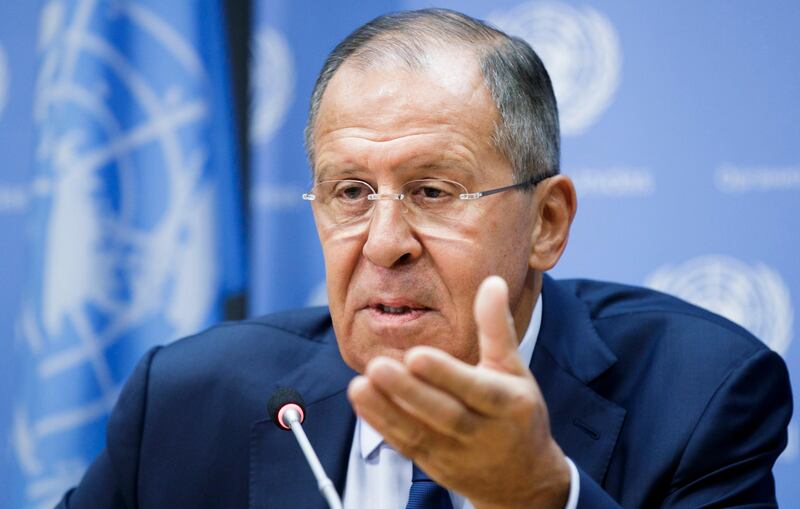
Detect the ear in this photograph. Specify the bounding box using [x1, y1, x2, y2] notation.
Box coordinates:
[529, 175, 577, 271]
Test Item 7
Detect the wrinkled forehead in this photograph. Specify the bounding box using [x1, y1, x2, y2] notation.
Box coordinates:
[313, 44, 500, 154]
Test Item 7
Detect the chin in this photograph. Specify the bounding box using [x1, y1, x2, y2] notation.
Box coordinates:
[337, 341, 407, 374]
[337, 327, 479, 373]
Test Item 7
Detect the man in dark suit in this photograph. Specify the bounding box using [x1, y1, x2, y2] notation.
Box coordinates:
[59, 8, 792, 508]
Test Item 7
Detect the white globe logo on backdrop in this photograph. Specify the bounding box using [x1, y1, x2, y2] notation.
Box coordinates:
[15, 1, 220, 506]
[250, 26, 295, 144]
[489, 1, 621, 136]
[0, 42, 9, 119]
[645, 255, 793, 356]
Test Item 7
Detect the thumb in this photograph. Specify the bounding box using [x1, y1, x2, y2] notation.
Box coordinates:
[474, 276, 525, 374]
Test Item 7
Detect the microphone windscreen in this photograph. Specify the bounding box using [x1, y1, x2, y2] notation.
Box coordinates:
[267, 387, 306, 428]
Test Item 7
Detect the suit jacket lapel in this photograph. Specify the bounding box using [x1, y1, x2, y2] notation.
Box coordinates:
[535, 275, 627, 484]
[249, 330, 357, 509]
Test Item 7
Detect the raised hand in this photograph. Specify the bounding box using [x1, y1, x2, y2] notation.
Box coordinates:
[348, 276, 570, 509]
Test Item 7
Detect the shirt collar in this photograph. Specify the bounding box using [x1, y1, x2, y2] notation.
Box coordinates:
[358, 294, 544, 459]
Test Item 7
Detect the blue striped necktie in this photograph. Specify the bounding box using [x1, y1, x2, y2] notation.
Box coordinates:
[405, 463, 455, 509]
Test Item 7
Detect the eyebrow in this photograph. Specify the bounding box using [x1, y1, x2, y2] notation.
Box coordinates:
[315, 159, 477, 182]
[414, 161, 473, 173]
[315, 166, 364, 182]
[407, 161, 477, 182]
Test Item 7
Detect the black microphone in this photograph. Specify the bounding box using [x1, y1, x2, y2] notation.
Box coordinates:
[267, 388, 343, 509]
[267, 387, 306, 429]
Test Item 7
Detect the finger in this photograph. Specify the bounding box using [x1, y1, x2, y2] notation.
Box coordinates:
[474, 276, 526, 374]
[347, 375, 453, 460]
[365, 356, 481, 440]
[405, 346, 532, 416]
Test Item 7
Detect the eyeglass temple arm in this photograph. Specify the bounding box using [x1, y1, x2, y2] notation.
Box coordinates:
[467, 174, 551, 199]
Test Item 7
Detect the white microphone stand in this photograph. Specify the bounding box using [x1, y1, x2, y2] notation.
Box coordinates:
[282, 407, 344, 509]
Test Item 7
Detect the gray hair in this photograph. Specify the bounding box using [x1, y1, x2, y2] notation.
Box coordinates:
[304, 8, 560, 187]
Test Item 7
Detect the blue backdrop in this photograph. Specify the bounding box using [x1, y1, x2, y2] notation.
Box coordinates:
[0, 1, 244, 507]
[0, 0, 797, 506]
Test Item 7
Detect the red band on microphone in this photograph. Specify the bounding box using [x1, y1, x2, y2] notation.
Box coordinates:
[277, 403, 305, 430]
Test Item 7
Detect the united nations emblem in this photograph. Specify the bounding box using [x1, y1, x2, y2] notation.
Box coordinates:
[489, 1, 621, 136]
[14, 2, 223, 507]
[250, 26, 295, 144]
[645, 255, 794, 356]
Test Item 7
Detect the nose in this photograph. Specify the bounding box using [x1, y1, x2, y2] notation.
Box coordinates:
[362, 199, 423, 268]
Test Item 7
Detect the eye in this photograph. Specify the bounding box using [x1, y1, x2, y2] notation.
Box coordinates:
[420, 186, 445, 199]
[405, 179, 462, 207]
[332, 182, 369, 201]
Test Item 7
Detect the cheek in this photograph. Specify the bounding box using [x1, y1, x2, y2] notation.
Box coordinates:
[424, 235, 489, 328]
[319, 232, 364, 311]
[454, 210, 533, 297]
[492, 212, 537, 304]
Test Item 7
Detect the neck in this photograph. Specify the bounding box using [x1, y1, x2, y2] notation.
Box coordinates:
[511, 269, 541, 345]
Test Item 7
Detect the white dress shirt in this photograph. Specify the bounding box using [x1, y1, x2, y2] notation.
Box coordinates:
[342, 295, 580, 508]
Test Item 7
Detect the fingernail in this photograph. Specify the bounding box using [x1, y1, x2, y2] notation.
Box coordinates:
[405, 346, 437, 371]
[348, 375, 369, 395]
[482, 275, 506, 291]
[366, 357, 402, 382]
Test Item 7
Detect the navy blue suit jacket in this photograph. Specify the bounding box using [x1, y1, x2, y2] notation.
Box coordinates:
[59, 276, 792, 508]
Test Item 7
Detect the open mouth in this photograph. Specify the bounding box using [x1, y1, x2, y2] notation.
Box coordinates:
[377, 304, 417, 314]
[366, 300, 431, 324]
